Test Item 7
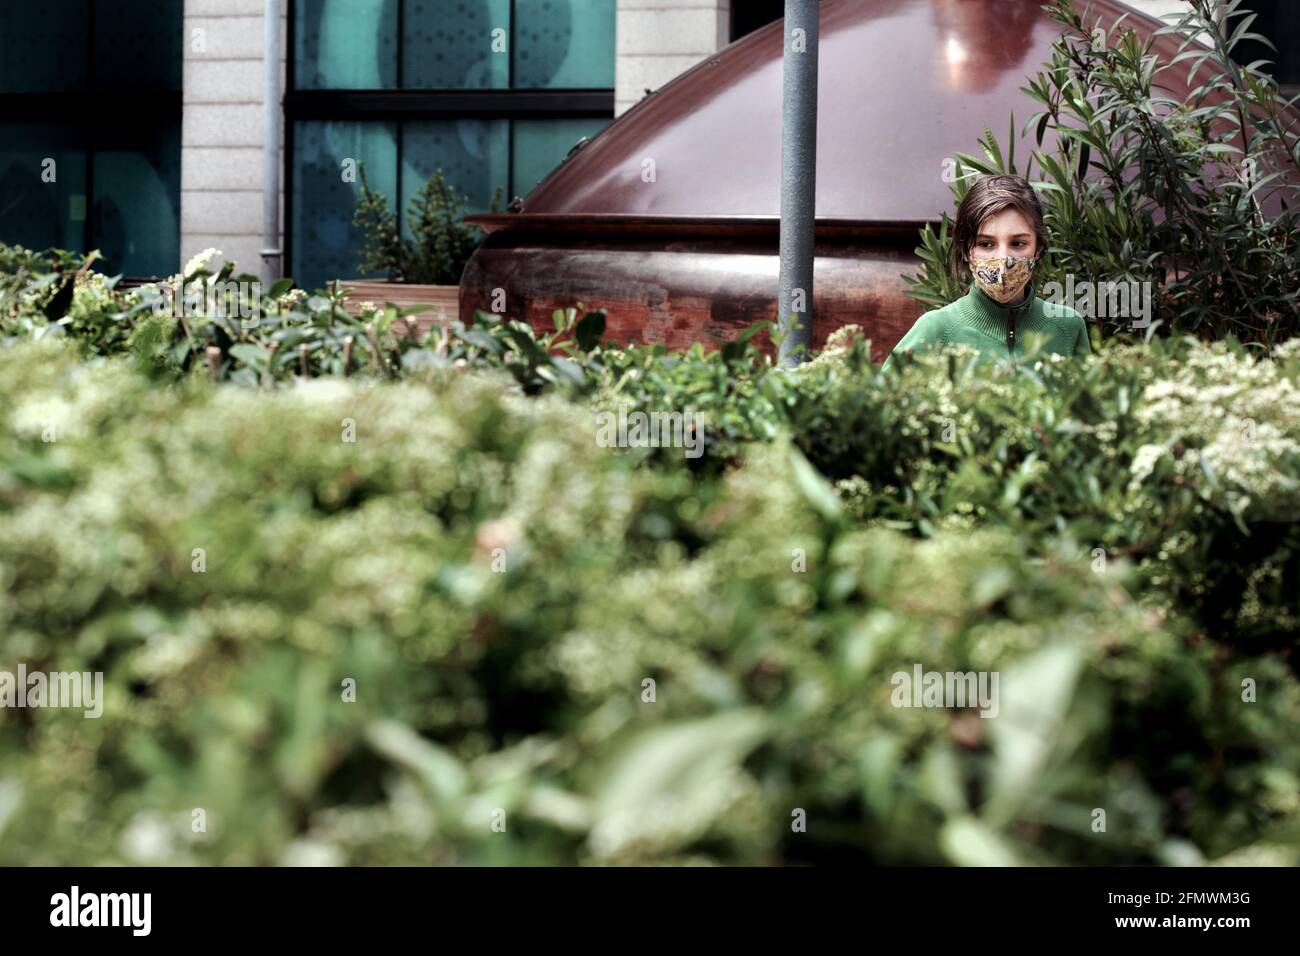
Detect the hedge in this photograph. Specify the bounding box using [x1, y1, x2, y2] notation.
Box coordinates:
[1, 336, 1298, 865]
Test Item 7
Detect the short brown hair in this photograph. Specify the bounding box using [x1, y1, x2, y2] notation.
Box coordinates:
[948, 174, 1048, 283]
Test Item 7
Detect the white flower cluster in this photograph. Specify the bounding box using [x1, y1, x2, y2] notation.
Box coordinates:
[182, 248, 223, 278]
[277, 288, 308, 313]
[1130, 342, 1300, 515]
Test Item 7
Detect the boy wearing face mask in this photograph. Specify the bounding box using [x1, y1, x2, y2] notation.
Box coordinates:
[883, 174, 1092, 369]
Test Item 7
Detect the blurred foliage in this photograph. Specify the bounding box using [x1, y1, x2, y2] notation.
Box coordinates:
[3, 237, 1299, 865]
[0, 328, 1298, 864]
[788, 326, 1300, 654]
[0, 243, 614, 392]
[904, 0, 1300, 347]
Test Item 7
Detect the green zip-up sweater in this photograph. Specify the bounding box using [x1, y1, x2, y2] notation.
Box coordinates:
[882, 281, 1092, 370]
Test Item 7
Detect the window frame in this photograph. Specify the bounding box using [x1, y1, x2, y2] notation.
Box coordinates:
[283, 0, 616, 283]
[0, 0, 182, 276]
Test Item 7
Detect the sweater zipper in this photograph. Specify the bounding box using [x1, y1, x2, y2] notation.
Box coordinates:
[1007, 311, 1017, 361]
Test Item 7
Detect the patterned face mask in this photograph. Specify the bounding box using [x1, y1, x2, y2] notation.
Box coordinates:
[970, 255, 1037, 304]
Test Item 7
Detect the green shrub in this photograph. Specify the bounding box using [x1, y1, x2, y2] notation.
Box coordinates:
[2, 341, 1297, 865]
[784, 327, 1300, 650]
[354, 164, 503, 285]
[4, 245, 1299, 650]
[3, 246, 1299, 866]
[0, 242, 609, 388]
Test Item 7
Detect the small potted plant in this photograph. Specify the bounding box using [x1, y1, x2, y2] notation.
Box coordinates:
[344, 163, 503, 336]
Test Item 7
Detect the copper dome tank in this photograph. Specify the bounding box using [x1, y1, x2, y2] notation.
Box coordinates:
[460, 0, 1296, 358]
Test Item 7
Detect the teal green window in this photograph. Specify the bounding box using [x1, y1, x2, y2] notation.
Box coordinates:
[291, 121, 398, 292]
[402, 0, 511, 90]
[0, 0, 182, 277]
[288, 0, 615, 290]
[295, 1, 399, 90]
[511, 117, 609, 195]
[398, 120, 510, 232]
[513, 0, 616, 90]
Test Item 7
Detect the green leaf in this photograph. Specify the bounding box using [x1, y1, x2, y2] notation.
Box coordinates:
[549, 355, 589, 387]
[939, 816, 1023, 867]
[364, 720, 468, 804]
[397, 304, 439, 319]
[43, 277, 74, 320]
[594, 709, 769, 821]
[575, 310, 606, 352]
[265, 278, 295, 300]
[789, 444, 842, 521]
[228, 344, 271, 368]
[503, 323, 549, 366]
[0, 778, 21, 841]
[461, 329, 503, 354]
[986, 642, 1087, 824]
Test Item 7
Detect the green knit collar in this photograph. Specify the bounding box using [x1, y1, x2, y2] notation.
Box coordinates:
[963, 281, 1038, 341]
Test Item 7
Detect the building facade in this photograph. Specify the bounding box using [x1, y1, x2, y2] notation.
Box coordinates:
[0, 1, 1294, 286]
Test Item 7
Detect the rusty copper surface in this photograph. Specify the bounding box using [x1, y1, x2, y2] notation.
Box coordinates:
[462, 232, 922, 359]
[460, 0, 1300, 356]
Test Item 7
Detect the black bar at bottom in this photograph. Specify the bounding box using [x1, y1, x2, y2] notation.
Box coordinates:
[0, 865, 1285, 942]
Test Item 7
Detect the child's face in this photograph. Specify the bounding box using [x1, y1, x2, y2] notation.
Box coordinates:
[972, 208, 1039, 262]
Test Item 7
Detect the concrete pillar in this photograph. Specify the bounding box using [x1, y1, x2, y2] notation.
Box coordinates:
[180, 0, 285, 276]
[616, 0, 731, 117]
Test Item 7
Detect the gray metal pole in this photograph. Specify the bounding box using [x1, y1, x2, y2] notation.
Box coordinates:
[777, 0, 819, 366]
[261, 0, 284, 284]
